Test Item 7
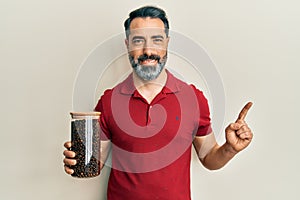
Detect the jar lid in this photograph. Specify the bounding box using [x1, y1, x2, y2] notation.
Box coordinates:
[70, 111, 101, 118]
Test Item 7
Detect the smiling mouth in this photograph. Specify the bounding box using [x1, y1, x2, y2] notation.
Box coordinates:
[139, 59, 158, 65]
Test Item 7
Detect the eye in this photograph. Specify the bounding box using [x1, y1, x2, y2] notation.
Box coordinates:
[132, 38, 144, 45]
[154, 38, 163, 42]
[153, 38, 164, 44]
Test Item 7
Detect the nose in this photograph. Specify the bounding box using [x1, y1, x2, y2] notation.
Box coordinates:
[143, 47, 155, 56]
[143, 40, 156, 56]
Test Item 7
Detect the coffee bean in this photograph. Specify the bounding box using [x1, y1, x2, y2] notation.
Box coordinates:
[71, 119, 100, 178]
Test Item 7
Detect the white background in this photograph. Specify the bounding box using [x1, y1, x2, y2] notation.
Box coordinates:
[1, 0, 299, 199]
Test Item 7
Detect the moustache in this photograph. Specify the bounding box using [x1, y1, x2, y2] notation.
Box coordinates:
[137, 54, 161, 63]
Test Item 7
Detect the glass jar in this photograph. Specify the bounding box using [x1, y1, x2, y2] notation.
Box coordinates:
[70, 112, 101, 178]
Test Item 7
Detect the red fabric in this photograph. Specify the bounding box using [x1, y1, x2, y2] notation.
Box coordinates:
[95, 71, 212, 200]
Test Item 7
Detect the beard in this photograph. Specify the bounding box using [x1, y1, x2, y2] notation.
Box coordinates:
[129, 53, 167, 81]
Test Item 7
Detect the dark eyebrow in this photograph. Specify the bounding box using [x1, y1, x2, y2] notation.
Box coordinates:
[151, 35, 164, 39]
[132, 36, 145, 40]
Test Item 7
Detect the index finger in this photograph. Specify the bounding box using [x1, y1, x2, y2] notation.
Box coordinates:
[236, 102, 253, 121]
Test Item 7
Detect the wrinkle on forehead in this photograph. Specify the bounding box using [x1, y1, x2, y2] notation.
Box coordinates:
[129, 27, 166, 39]
[127, 17, 168, 39]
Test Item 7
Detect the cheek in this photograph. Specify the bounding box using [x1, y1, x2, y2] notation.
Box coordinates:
[156, 44, 168, 55]
[128, 50, 143, 60]
[128, 44, 143, 54]
[159, 50, 168, 59]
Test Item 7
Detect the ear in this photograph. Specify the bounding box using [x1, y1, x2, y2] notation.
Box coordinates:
[125, 39, 129, 50]
[165, 36, 170, 48]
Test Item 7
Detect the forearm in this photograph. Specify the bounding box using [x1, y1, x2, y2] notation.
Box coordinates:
[100, 140, 111, 170]
[201, 142, 237, 170]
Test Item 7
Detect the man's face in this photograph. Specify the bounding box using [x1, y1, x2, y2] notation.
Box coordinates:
[126, 17, 169, 81]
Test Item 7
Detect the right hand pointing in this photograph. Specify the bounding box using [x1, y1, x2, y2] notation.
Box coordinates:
[225, 102, 253, 153]
[63, 141, 76, 175]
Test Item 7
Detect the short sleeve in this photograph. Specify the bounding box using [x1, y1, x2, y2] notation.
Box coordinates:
[94, 90, 112, 141]
[191, 85, 212, 136]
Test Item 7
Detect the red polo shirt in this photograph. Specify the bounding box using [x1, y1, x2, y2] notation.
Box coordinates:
[95, 70, 212, 200]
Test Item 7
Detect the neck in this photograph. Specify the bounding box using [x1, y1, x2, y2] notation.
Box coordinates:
[133, 69, 167, 103]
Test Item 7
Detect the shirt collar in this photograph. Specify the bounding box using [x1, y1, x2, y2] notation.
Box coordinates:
[162, 70, 181, 94]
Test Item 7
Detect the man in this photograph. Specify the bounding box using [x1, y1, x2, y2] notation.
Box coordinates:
[63, 6, 253, 200]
